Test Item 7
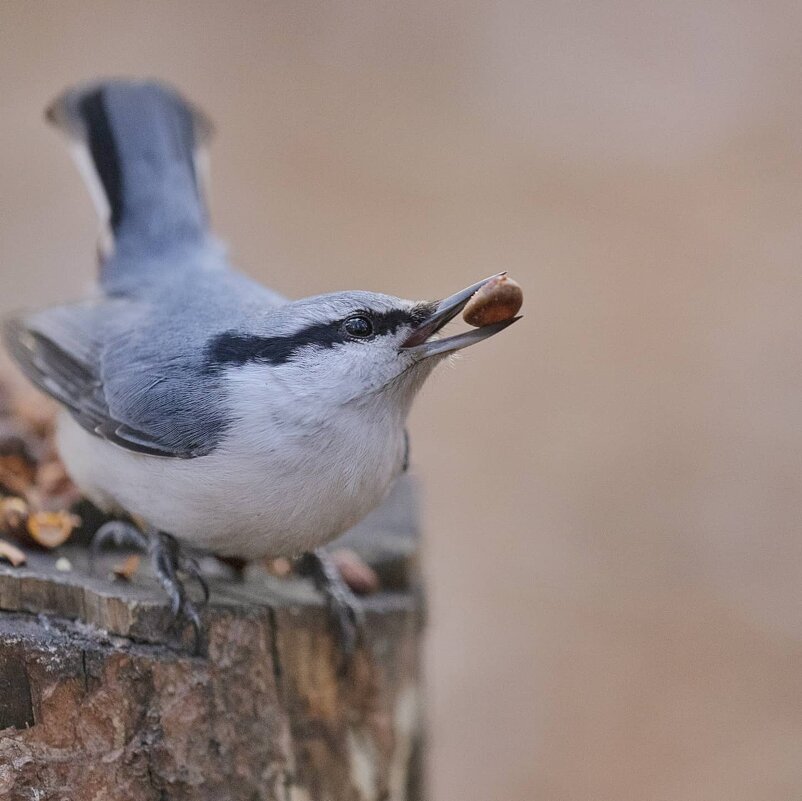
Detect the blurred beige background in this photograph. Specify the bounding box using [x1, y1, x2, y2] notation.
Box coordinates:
[3, 2, 802, 799]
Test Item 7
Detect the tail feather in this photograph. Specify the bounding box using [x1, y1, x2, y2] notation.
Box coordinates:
[47, 79, 213, 250]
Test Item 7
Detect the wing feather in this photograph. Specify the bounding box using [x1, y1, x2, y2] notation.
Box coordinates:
[4, 309, 206, 459]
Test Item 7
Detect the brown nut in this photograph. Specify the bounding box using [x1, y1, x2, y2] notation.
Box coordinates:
[463, 274, 523, 327]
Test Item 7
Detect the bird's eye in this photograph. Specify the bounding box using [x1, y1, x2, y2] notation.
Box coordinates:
[344, 315, 374, 339]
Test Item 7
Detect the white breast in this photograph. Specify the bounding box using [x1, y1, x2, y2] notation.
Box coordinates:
[57, 392, 407, 560]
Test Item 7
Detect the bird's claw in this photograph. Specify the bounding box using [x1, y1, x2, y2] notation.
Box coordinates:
[91, 521, 207, 655]
[328, 587, 364, 663]
[179, 555, 210, 605]
[299, 549, 365, 668]
[149, 531, 207, 655]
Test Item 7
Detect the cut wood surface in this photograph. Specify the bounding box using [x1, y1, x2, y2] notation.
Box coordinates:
[0, 476, 425, 801]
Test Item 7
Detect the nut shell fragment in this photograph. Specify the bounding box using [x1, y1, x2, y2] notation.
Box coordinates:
[26, 511, 81, 549]
[463, 274, 523, 327]
[0, 538, 26, 567]
[37, 460, 73, 497]
[112, 554, 141, 581]
[265, 556, 293, 577]
[330, 548, 380, 595]
[0, 496, 29, 536]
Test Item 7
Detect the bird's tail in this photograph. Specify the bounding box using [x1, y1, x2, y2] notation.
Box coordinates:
[47, 79, 213, 253]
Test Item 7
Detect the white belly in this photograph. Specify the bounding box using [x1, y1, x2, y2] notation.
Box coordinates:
[57, 411, 405, 559]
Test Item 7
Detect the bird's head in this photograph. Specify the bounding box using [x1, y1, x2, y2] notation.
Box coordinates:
[208, 274, 519, 419]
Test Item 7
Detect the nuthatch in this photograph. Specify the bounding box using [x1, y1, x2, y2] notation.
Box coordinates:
[5, 80, 519, 648]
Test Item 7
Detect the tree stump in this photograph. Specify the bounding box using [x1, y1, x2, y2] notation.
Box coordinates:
[0, 476, 425, 801]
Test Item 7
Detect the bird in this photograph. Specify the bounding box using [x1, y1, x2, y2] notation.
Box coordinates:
[4, 79, 519, 650]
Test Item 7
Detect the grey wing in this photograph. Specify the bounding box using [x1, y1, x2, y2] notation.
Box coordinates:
[4, 301, 223, 459]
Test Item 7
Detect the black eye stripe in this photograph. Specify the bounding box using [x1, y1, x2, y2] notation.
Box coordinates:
[205, 304, 435, 370]
[205, 326, 336, 368]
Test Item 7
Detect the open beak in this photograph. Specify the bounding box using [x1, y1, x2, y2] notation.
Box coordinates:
[400, 273, 521, 358]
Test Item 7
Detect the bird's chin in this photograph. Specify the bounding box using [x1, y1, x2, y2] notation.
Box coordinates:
[374, 356, 439, 405]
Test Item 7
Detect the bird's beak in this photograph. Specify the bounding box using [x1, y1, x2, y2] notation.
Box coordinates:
[400, 273, 521, 358]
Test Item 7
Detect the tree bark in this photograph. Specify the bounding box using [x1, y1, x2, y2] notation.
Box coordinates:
[0, 476, 425, 801]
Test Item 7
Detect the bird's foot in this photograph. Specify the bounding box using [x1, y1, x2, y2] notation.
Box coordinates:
[298, 548, 365, 666]
[91, 520, 208, 654]
[91, 518, 149, 556]
[150, 530, 208, 654]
